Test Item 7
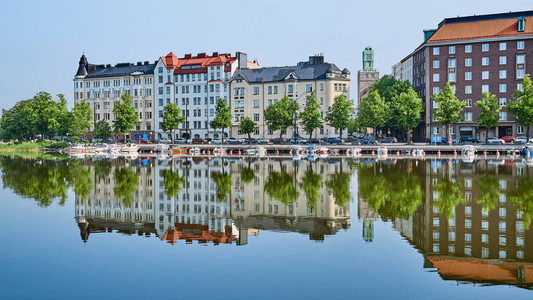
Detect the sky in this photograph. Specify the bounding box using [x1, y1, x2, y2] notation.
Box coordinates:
[0, 0, 531, 110]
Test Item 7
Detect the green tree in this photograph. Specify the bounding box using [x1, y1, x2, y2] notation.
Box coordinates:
[388, 87, 423, 143]
[325, 94, 352, 139]
[475, 92, 501, 143]
[113, 93, 138, 142]
[475, 176, 500, 212]
[433, 178, 465, 219]
[94, 120, 111, 140]
[94, 160, 112, 181]
[264, 171, 299, 204]
[210, 98, 232, 143]
[161, 168, 185, 197]
[69, 99, 93, 139]
[358, 90, 388, 138]
[239, 117, 256, 142]
[369, 76, 398, 101]
[300, 90, 323, 139]
[507, 74, 533, 138]
[211, 171, 232, 201]
[508, 177, 533, 230]
[264, 97, 299, 140]
[433, 82, 466, 142]
[161, 103, 185, 143]
[113, 167, 139, 207]
[240, 165, 255, 184]
[0, 100, 34, 141]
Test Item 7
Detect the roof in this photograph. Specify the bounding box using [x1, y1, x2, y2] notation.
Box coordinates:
[159, 52, 237, 75]
[84, 62, 155, 79]
[427, 10, 533, 44]
[233, 62, 349, 83]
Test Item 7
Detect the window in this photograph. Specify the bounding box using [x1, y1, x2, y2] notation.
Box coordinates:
[499, 42, 507, 51]
[433, 47, 440, 55]
[482, 85, 489, 93]
[465, 72, 472, 80]
[253, 100, 259, 108]
[448, 59, 456, 68]
[320, 83, 323, 91]
[482, 71, 489, 80]
[482, 43, 489, 52]
[517, 54, 525, 64]
[433, 74, 440, 82]
[449, 46, 456, 54]
[465, 99, 472, 107]
[449, 73, 456, 82]
[499, 98, 507, 106]
[465, 112, 472, 121]
[465, 58, 472, 67]
[465, 45, 472, 53]
[433, 60, 440, 69]
[306, 84, 312, 93]
[482, 57, 489, 66]
[518, 125, 524, 134]
[499, 111, 507, 120]
[253, 87, 259, 95]
[433, 87, 440, 95]
[253, 113, 259, 122]
[499, 84, 506, 93]
[288, 85, 294, 93]
[273, 86, 278, 94]
[499, 56, 507, 65]
[267, 86, 272, 94]
[433, 100, 439, 109]
[518, 83, 524, 91]
[465, 85, 472, 94]
[518, 41, 525, 49]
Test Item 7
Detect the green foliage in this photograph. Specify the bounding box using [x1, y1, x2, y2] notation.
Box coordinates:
[264, 170, 298, 204]
[358, 162, 423, 220]
[239, 117, 256, 140]
[240, 166, 255, 184]
[508, 177, 533, 230]
[161, 103, 185, 143]
[299, 91, 323, 138]
[433, 178, 465, 219]
[326, 172, 351, 207]
[388, 87, 423, 142]
[113, 167, 139, 207]
[94, 160, 112, 181]
[475, 92, 501, 136]
[325, 94, 352, 139]
[94, 120, 112, 140]
[507, 74, 533, 137]
[112, 93, 138, 138]
[161, 168, 185, 197]
[67, 160, 93, 200]
[264, 97, 299, 139]
[358, 90, 388, 135]
[433, 82, 466, 140]
[211, 171, 232, 201]
[48, 141, 69, 149]
[69, 99, 93, 138]
[369, 76, 398, 101]
[475, 176, 500, 212]
[210, 98, 232, 143]
[300, 167, 322, 209]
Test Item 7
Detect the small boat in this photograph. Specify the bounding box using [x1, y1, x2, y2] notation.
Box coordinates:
[213, 148, 227, 156]
[411, 149, 424, 157]
[254, 146, 267, 157]
[65, 144, 88, 154]
[520, 144, 533, 157]
[346, 148, 362, 157]
[377, 147, 388, 157]
[154, 144, 169, 153]
[168, 145, 188, 155]
[318, 147, 329, 158]
[189, 147, 201, 156]
[461, 145, 476, 158]
[291, 145, 305, 156]
[120, 143, 139, 154]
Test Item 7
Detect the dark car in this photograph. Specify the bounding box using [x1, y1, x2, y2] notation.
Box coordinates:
[362, 136, 376, 145]
[378, 137, 397, 143]
[270, 138, 287, 144]
[243, 138, 257, 144]
[308, 138, 320, 144]
[459, 136, 480, 144]
[327, 137, 343, 144]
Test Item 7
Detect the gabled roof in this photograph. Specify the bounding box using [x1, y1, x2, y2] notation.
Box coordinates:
[158, 52, 238, 74]
[426, 10, 533, 44]
[85, 62, 155, 79]
[233, 62, 348, 83]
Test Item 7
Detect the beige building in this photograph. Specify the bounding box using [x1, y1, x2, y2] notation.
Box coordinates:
[230, 55, 350, 139]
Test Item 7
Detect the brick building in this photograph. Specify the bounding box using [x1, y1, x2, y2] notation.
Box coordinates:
[397, 11, 533, 141]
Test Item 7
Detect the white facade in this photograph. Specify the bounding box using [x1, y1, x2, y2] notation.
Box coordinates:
[392, 55, 413, 84]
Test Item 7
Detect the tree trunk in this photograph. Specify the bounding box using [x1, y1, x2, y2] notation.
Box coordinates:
[309, 130, 313, 141]
[446, 125, 450, 145]
[407, 129, 410, 144]
[248, 132, 251, 144]
[528, 126, 530, 141]
[280, 130, 283, 141]
[222, 128, 225, 144]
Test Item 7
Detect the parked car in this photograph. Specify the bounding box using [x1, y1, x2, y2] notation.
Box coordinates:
[487, 137, 505, 144]
[227, 138, 243, 144]
[459, 136, 480, 144]
[362, 136, 376, 145]
[290, 138, 307, 144]
[513, 136, 527, 144]
[377, 137, 397, 143]
[158, 138, 171, 143]
[307, 138, 320, 144]
[174, 138, 188, 144]
[243, 138, 257, 144]
[211, 138, 222, 144]
[500, 136, 516, 143]
[327, 137, 343, 144]
[192, 138, 208, 144]
[270, 138, 287, 144]
[256, 138, 268, 144]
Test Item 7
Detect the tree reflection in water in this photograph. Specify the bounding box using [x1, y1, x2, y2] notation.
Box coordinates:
[112, 167, 138, 207]
[508, 177, 533, 230]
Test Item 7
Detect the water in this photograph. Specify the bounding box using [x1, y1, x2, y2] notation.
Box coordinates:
[0, 155, 532, 299]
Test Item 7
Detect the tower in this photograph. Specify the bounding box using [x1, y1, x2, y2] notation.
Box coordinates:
[357, 47, 380, 105]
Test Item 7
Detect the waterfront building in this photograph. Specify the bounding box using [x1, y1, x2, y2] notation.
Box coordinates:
[357, 47, 380, 105]
[230, 54, 350, 139]
[74, 55, 155, 140]
[153, 52, 258, 141]
[395, 11, 533, 141]
[391, 55, 413, 84]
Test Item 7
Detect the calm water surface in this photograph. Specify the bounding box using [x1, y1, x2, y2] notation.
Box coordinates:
[0, 155, 532, 299]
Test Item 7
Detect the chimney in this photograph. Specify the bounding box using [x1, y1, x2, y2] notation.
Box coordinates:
[144, 61, 149, 65]
[212, 52, 219, 57]
[184, 54, 192, 59]
[237, 52, 248, 69]
[309, 54, 324, 65]
[137, 62, 142, 66]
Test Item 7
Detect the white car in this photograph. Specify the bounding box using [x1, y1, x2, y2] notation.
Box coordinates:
[487, 137, 505, 144]
[226, 138, 243, 144]
[514, 136, 528, 144]
[211, 138, 222, 144]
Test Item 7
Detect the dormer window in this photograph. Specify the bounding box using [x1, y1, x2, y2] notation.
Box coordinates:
[518, 16, 525, 32]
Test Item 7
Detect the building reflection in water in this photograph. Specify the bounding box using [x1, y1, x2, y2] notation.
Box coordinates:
[357, 158, 533, 289]
[74, 157, 352, 246]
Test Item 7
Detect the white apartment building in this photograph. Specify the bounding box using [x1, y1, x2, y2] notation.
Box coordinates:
[153, 52, 258, 141]
[74, 55, 155, 140]
[392, 55, 413, 84]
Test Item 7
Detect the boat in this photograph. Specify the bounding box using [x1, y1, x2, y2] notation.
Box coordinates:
[291, 145, 305, 156]
[411, 149, 424, 157]
[188, 147, 201, 156]
[154, 144, 169, 153]
[168, 145, 188, 155]
[65, 144, 89, 154]
[213, 147, 227, 156]
[461, 145, 476, 158]
[318, 147, 329, 158]
[346, 147, 362, 157]
[255, 146, 267, 157]
[377, 147, 388, 157]
[520, 143, 533, 157]
[120, 143, 139, 154]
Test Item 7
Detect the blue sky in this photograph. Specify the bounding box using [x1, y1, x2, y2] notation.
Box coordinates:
[0, 0, 531, 109]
